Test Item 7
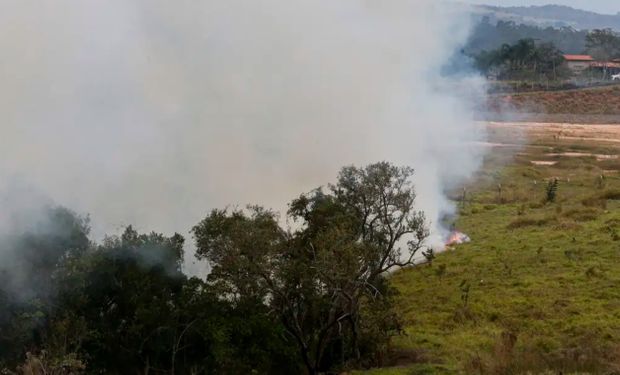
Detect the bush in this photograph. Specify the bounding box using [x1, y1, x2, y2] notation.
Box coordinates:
[545, 178, 559, 203]
[17, 351, 86, 375]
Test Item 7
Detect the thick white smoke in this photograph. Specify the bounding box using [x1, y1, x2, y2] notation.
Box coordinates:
[0, 1, 485, 273]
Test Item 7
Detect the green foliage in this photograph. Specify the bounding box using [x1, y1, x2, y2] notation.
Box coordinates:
[0, 212, 299, 374]
[545, 178, 559, 203]
[0, 162, 425, 375]
[193, 162, 429, 374]
[458, 280, 471, 308]
[422, 248, 436, 265]
[16, 351, 86, 375]
[467, 18, 588, 56]
[585, 29, 620, 61]
[0, 206, 90, 370]
[473, 38, 569, 81]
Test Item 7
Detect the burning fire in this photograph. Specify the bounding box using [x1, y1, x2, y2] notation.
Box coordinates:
[446, 231, 471, 247]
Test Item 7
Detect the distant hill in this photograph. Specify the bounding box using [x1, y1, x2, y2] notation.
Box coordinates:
[473, 4, 620, 31]
[465, 17, 588, 55]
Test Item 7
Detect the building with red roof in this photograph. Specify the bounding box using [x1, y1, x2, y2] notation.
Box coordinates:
[563, 55, 595, 73]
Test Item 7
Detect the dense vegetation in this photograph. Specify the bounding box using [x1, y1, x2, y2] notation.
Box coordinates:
[466, 19, 589, 56]
[473, 38, 569, 81]
[478, 5, 620, 32]
[585, 29, 620, 61]
[468, 19, 620, 82]
[469, 30, 620, 97]
[0, 162, 428, 374]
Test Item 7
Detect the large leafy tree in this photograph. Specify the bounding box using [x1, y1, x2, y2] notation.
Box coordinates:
[0, 206, 90, 369]
[51, 226, 298, 374]
[1, 212, 299, 374]
[586, 29, 620, 61]
[1, 162, 428, 374]
[50, 226, 188, 373]
[193, 162, 428, 374]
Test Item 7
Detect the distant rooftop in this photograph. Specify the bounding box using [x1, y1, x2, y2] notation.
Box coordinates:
[563, 55, 594, 61]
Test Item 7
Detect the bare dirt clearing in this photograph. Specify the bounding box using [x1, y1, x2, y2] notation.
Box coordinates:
[485, 85, 620, 124]
[486, 122, 620, 146]
[530, 161, 557, 166]
[483, 121, 620, 175]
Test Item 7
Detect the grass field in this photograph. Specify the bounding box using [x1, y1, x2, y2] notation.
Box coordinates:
[360, 122, 620, 374]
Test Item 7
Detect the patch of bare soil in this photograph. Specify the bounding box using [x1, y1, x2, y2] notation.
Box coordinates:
[485, 122, 620, 146]
[485, 85, 620, 123]
[545, 152, 619, 161]
[484, 121, 620, 169]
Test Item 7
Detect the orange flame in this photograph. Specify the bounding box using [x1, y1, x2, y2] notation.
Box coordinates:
[446, 231, 470, 246]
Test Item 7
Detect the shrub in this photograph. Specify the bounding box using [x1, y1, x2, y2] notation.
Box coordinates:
[545, 178, 559, 203]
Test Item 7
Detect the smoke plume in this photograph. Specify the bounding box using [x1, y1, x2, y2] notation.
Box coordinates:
[0, 1, 486, 273]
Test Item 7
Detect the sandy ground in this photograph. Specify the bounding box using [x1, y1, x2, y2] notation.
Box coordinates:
[480, 122, 620, 170]
[485, 122, 620, 145]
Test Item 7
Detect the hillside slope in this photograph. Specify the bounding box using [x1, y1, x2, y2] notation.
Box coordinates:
[485, 85, 620, 124]
[475, 4, 620, 31]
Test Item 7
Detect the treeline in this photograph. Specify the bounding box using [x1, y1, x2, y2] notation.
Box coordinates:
[472, 29, 620, 81]
[0, 162, 429, 375]
[473, 39, 568, 80]
[466, 18, 588, 56]
[585, 29, 620, 61]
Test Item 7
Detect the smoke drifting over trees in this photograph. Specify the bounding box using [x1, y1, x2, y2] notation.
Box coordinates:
[0, 1, 490, 372]
[0, 0, 485, 266]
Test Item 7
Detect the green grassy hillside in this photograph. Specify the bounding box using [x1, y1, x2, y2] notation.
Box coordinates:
[362, 131, 620, 374]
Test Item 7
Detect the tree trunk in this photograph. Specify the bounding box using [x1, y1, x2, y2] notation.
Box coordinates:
[302, 355, 317, 375]
[349, 315, 361, 361]
[171, 334, 176, 375]
[299, 344, 315, 375]
[143, 356, 150, 375]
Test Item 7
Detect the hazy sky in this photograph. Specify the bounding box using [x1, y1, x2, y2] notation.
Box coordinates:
[463, 0, 618, 15]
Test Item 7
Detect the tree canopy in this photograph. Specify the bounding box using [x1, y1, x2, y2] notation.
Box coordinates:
[473, 38, 569, 81]
[585, 29, 620, 61]
[0, 162, 429, 375]
[466, 18, 588, 56]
